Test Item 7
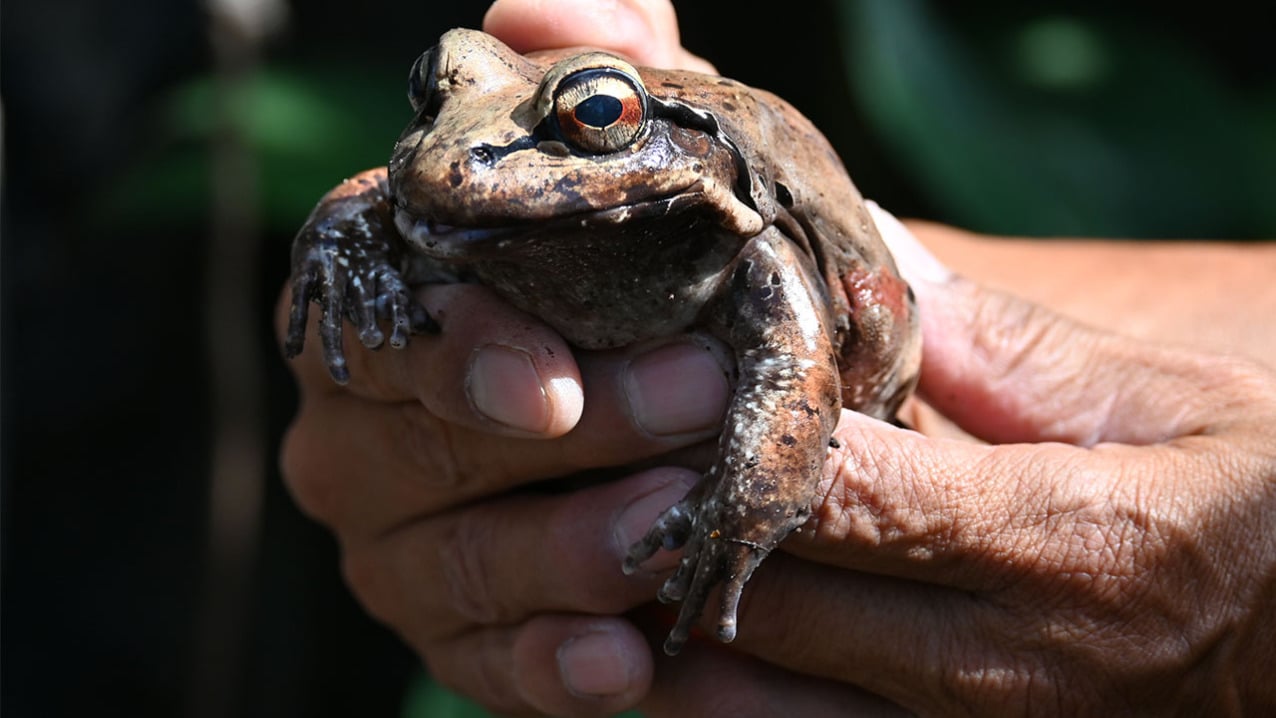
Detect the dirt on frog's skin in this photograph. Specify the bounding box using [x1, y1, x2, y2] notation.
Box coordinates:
[285, 28, 920, 655]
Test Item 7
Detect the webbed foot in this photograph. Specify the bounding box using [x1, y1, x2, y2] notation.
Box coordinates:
[286, 233, 433, 383]
[623, 481, 771, 656]
[284, 172, 435, 383]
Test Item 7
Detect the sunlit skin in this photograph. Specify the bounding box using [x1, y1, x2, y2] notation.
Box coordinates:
[284, 24, 920, 656]
[277, 1, 1276, 715]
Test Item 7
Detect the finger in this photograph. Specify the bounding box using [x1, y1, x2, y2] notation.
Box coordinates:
[868, 202, 1255, 446]
[640, 637, 907, 717]
[792, 402, 1276, 628]
[723, 552, 1007, 716]
[425, 616, 652, 717]
[346, 466, 903, 715]
[787, 411, 1072, 588]
[424, 610, 907, 718]
[792, 409, 1228, 593]
[483, 0, 717, 73]
[279, 338, 729, 536]
[338, 468, 697, 639]
[277, 282, 584, 438]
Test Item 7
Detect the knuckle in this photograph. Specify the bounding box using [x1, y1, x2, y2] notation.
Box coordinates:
[541, 498, 624, 614]
[391, 402, 466, 486]
[437, 509, 509, 624]
[968, 288, 1055, 372]
[815, 425, 952, 554]
[339, 547, 399, 627]
[924, 619, 1068, 715]
[1210, 355, 1276, 407]
[279, 415, 345, 527]
[946, 656, 1070, 716]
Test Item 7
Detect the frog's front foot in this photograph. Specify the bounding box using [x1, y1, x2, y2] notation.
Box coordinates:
[285, 220, 433, 384]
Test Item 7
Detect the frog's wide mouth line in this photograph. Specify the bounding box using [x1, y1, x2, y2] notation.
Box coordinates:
[396, 187, 709, 257]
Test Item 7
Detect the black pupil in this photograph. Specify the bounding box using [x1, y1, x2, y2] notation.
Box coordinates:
[574, 94, 624, 128]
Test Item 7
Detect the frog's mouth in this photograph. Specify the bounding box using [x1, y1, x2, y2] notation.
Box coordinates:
[396, 188, 710, 259]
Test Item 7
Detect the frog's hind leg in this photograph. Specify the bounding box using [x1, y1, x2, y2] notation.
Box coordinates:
[638, 228, 840, 655]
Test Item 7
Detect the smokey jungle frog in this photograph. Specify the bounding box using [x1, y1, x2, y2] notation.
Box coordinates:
[284, 28, 921, 655]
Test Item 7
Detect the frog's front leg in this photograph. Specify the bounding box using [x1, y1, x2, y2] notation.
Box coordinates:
[624, 228, 841, 655]
[285, 168, 433, 384]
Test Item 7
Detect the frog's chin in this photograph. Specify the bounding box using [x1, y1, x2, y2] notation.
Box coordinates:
[396, 191, 707, 260]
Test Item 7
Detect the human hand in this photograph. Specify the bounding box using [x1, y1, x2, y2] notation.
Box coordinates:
[277, 3, 764, 715]
[276, 278, 737, 715]
[702, 205, 1276, 715]
[482, 0, 715, 73]
[283, 206, 1276, 716]
[278, 1, 1276, 715]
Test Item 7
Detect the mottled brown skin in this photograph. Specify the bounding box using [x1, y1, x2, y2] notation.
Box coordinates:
[285, 29, 920, 655]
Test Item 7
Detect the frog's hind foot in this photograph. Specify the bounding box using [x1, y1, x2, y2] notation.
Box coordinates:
[622, 483, 770, 656]
[659, 534, 767, 655]
[622, 493, 698, 576]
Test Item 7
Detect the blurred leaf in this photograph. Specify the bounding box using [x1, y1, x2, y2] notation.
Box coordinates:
[839, 0, 1276, 238]
[100, 62, 412, 233]
[401, 675, 488, 718]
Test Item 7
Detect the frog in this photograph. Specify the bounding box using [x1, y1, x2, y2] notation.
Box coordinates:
[284, 28, 921, 656]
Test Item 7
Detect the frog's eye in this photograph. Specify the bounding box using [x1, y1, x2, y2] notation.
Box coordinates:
[552, 68, 646, 154]
[407, 47, 441, 117]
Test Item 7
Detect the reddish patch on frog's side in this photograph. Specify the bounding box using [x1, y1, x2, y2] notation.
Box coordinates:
[845, 265, 911, 320]
[833, 264, 917, 415]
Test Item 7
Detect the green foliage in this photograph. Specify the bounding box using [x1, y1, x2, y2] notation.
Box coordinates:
[839, 0, 1276, 238]
[101, 62, 411, 233]
[102, 5, 1275, 242]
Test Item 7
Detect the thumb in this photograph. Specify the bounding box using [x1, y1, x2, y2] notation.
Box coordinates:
[868, 203, 1228, 446]
[483, 0, 716, 73]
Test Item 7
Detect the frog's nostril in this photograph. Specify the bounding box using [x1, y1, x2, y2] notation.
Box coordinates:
[470, 145, 495, 165]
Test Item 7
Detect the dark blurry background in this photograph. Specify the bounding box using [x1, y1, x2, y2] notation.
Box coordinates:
[3, 1, 1272, 716]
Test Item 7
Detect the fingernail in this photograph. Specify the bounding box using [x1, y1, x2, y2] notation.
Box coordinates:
[467, 345, 550, 433]
[613, 471, 696, 572]
[624, 342, 729, 437]
[557, 629, 636, 698]
[866, 200, 952, 286]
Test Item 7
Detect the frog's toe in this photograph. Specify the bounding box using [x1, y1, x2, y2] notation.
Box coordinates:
[384, 289, 411, 348]
[353, 291, 385, 349]
[387, 310, 411, 349]
[714, 560, 754, 643]
[662, 620, 693, 656]
[357, 322, 385, 349]
[623, 497, 696, 575]
[284, 277, 315, 359]
[317, 279, 352, 384]
[661, 537, 767, 655]
[660, 540, 724, 656]
[370, 270, 435, 348]
[318, 321, 351, 384]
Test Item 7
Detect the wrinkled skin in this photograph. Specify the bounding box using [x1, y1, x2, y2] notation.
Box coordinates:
[284, 29, 919, 653]
[277, 2, 1276, 716]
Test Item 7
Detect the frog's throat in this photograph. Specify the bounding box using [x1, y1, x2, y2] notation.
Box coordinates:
[394, 187, 729, 259]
